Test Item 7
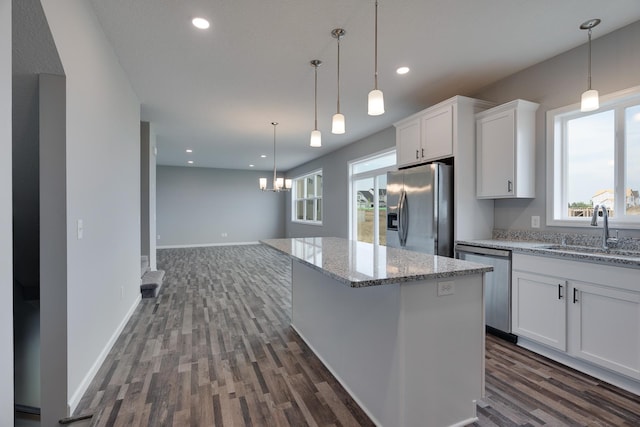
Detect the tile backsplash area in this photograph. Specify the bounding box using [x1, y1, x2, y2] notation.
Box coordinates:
[492, 229, 640, 252]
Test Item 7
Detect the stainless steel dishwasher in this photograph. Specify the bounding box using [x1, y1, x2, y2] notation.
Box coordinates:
[455, 244, 517, 343]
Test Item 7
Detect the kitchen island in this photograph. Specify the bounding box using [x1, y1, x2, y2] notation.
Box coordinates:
[261, 237, 492, 427]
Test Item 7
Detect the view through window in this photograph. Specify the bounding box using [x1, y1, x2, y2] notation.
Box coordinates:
[349, 150, 396, 245]
[292, 170, 322, 224]
[565, 109, 615, 218]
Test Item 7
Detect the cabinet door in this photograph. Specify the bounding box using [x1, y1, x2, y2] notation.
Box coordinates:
[421, 105, 453, 160]
[569, 282, 640, 380]
[396, 119, 421, 167]
[477, 109, 515, 198]
[512, 271, 567, 351]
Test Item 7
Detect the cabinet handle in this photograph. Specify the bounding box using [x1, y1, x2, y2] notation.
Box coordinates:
[421, 148, 425, 158]
[573, 288, 578, 304]
[507, 180, 513, 193]
[416, 150, 419, 160]
[558, 284, 563, 300]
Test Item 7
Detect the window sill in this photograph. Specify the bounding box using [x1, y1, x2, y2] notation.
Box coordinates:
[291, 220, 323, 227]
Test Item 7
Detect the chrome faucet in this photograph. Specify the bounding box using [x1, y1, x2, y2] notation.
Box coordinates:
[590, 205, 618, 250]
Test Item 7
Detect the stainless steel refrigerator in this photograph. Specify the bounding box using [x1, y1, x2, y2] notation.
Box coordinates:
[386, 163, 453, 257]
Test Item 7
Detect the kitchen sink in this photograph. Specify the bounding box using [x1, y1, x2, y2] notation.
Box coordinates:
[541, 244, 640, 259]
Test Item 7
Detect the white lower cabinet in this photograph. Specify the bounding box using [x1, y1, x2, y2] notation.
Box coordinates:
[512, 254, 640, 381]
[512, 271, 567, 351]
[570, 281, 640, 380]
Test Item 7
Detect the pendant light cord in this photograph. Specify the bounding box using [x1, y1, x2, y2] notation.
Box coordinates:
[374, 0, 379, 90]
[587, 28, 592, 90]
[314, 65, 318, 130]
[272, 122, 277, 186]
[336, 36, 341, 114]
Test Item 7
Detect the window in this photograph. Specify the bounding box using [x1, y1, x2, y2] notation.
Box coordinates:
[292, 170, 322, 224]
[349, 149, 397, 245]
[547, 86, 640, 227]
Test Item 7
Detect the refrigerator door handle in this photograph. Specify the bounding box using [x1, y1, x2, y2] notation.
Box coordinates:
[397, 189, 404, 245]
[400, 190, 409, 246]
[433, 166, 439, 254]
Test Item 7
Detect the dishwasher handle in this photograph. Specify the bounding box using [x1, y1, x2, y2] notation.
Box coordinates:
[455, 244, 511, 259]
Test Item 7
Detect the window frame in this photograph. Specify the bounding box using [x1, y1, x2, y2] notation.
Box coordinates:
[348, 148, 397, 244]
[291, 169, 323, 225]
[546, 85, 640, 228]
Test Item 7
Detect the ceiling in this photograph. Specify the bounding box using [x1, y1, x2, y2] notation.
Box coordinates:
[88, 0, 640, 172]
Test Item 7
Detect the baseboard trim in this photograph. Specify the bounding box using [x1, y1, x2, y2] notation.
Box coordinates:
[157, 241, 260, 249]
[450, 416, 479, 427]
[67, 293, 141, 413]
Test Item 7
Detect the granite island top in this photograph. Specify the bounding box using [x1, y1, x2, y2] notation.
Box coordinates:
[261, 237, 493, 288]
[456, 239, 640, 269]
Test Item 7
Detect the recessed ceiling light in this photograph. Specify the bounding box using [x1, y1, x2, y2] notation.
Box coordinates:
[396, 66, 410, 75]
[188, 160, 194, 164]
[249, 164, 255, 168]
[192, 17, 210, 30]
[260, 154, 267, 158]
[186, 149, 193, 153]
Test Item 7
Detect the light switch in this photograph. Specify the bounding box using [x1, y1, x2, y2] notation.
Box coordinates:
[77, 219, 84, 240]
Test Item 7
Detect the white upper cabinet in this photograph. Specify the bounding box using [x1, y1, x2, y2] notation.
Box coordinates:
[395, 118, 422, 167]
[395, 98, 480, 168]
[421, 104, 453, 161]
[476, 99, 539, 199]
[396, 104, 454, 167]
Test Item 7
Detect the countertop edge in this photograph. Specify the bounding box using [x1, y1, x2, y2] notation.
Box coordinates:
[456, 239, 640, 269]
[261, 239, 492, 288]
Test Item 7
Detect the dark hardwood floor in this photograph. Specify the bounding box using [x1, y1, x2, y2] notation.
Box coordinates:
[74, 245, 640, 426]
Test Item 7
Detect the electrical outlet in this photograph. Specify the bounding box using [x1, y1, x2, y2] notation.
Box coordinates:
[157, 234, 160, 240]
[531, 215, 540, 228]
[221, 232, 228, 237]
[437, 281, 455, 296]
[120, 286, 124, 300]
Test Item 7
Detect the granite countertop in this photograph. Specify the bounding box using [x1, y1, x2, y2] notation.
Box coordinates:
[261, 237, 493, 288]
[456, 239, 640, 269]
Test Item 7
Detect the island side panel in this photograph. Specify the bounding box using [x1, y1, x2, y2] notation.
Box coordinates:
[400, 273, 485, 427]
[291, 260, 402, 427]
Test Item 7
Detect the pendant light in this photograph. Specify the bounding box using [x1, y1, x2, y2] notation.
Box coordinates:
[310, 60, 322, 147]
[331, 28, 346, 134]
[259, 122, 291, 192]
[368, 0, 385, 116]
[580, 18, 601, 112]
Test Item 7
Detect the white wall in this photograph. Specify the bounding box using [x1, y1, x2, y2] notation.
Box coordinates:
[0, 1, 13, 424]
[473, 20, 640, 237]
[39, 0, 141, 411]
[157, 166, 286, 246]
[286, 127, 395, 238]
